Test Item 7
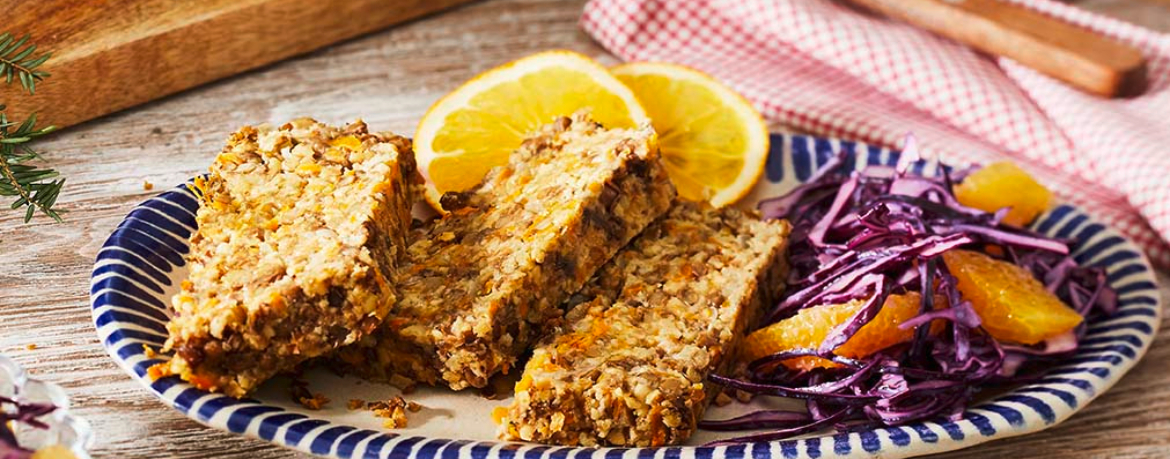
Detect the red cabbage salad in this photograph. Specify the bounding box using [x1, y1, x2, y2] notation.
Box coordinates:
[703, 144, 1117, 444]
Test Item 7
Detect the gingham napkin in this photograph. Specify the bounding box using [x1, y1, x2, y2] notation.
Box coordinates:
[582, 0, 1170, 268]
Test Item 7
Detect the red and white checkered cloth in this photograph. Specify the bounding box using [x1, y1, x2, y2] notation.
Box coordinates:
[582, 0, 1170, 268]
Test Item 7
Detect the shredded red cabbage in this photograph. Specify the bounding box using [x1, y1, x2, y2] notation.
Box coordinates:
[703, 147, 1117, 444]
[1, 396, 56, 459]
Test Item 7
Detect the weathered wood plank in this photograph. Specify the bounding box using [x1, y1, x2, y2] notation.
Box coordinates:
[1, 0, 1167, 457]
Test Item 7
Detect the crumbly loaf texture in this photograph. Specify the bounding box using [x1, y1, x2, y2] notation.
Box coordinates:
[153, 119, 418, 397]
[499, 202, 791, 446]
[335, 113, 677, 390]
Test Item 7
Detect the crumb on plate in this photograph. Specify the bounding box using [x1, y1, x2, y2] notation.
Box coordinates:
[290, 378, 329, 410]
[713, 391, 734, 407]
[367, 396, 417, 429]
[296, 392, 329, 410]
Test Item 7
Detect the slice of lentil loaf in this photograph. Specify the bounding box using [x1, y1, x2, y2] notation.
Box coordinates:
[335, 113, 677, 390]
[498, 201, 791, 446]
[151, 118, 419, 397]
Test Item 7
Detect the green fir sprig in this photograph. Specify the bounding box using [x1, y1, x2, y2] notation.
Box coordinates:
[0, 32, 64, 222]
[0, 32, 51, 95]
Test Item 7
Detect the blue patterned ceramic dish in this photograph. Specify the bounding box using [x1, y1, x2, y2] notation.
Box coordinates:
[90, 134, 1161, 458]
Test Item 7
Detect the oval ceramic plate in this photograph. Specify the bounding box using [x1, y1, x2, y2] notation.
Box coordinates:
[91, 134, 1162, 458]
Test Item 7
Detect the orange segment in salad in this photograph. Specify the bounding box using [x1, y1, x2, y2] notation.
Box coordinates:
[954, 161, 1052, 227]
[740, 292, 945, 371]
[942, 249, 1082, 345]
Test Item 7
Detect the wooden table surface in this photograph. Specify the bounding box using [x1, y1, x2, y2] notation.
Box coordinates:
[2, 0, 1169, 457]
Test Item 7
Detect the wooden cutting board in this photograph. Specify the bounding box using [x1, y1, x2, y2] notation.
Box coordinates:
[1, 0, 476, 129]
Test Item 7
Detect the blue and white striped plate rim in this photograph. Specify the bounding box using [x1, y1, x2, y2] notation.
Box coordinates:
[91, 134, 1161, 458]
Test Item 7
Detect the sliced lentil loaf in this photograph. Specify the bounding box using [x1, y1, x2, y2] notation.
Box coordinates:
[152, 118, 419, 397]
[499, 201, 791, 446]
[335, 112, 676, 390]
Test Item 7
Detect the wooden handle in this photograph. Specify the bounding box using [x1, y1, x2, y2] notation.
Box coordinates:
[846, 0, 1147, 97]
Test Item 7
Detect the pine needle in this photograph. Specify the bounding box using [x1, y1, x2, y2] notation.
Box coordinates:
[0, 32, 51, 95]
[1, 31, 64, 222]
